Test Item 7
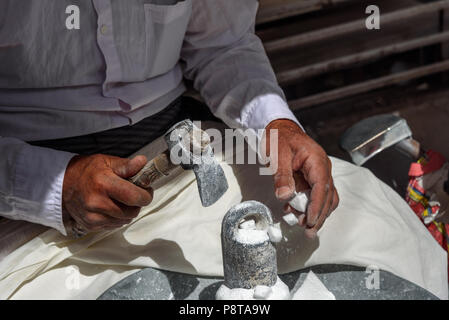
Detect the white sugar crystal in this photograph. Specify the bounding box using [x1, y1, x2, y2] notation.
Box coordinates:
[234, 228, 269, 244]
[289, 191, 309, 213]
[216, 277, 290, 300]
[216, 285, 255, 300]
[283, 213, 299, 226]
[239, 219, 256, 230]
[267, 223, 282, 243]
[292, 271, 336, 300]
[253, 285, 273, 299]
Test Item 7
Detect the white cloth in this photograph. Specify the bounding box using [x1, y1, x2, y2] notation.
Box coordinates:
[0, 0, 299, 234]
[0, 132, 447, 300]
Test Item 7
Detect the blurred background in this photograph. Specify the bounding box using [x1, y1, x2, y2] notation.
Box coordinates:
[253, 0, 449, 196]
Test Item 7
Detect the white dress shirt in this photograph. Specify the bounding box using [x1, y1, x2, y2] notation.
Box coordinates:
[0, 0, 300, 234]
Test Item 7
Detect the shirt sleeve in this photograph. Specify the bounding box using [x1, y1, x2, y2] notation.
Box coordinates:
[0, 137, 75, 235]
[181, 0, 302, 131]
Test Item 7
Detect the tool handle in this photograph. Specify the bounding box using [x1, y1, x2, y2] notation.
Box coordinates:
[129, 150, 177, 188]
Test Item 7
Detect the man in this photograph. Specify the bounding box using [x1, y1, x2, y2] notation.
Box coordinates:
[0, 0, 338, 239]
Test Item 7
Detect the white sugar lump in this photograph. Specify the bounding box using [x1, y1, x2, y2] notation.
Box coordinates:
[216, 277, 290, 300]
[292, 271, 336, 300]
[283, 213, 299, 226]
[288, 191, 309, 213]
[239, 219, 256, 230]
[234, 228, 269, 244]
[267, 223, 282, 243]
[215, 286, 255, 300]
[253, 285, 272, 299]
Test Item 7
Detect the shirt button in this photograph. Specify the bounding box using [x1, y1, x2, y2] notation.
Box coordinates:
[100, 24, 108, 35]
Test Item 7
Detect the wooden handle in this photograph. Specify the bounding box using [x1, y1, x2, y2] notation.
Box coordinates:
[129, 150, 177, 188]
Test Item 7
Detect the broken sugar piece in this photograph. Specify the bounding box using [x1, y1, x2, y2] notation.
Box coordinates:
[216, 277, 290, 300]
[292, 271, 336, 300]
[239, 219, 256, 230]
[267, 223, 282, 243]
[283, 213, 299, 226]
[288, 191, 309, 213]
[234, 228, 269, 244]
[216, 285, 255, 300]
[253, 285, 273, 299]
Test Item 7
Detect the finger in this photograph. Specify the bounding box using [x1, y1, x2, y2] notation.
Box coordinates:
[309, 184, 333, 231]
[306, 181, 329, 227]
[303, 158, 331, 227]
[83, 191, 144, 220]
[273, 146, 296, 201]
[89, 197, 142, 220]
[110, 155, 148, 179]
[106, 175, 153, 207]
[77, 212, 131, 232]
[330, 187, 340, 214]
[82, 211, 131, 227]
[305, 186, 338, 239]
[113, 199, 142, 219]
[325, 160, 338, 216]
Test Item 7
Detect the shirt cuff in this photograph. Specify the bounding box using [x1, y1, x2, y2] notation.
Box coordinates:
[241, 94, 305, 162]
[14, 144, 76, 236]
[243, 93, 304, 131]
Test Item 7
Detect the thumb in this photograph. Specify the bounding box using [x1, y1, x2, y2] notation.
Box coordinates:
[273, 147, 296, 201]
[111, 155, 148, 178]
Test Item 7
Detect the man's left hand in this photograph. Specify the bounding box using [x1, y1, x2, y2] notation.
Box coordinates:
[265, 119, 339, 239]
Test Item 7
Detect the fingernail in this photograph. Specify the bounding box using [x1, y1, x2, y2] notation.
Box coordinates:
[276, 186, 293, 200]
[134, 155, 147, 165]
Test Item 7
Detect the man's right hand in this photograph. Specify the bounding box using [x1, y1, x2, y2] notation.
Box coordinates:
[62, 154, 153, 234]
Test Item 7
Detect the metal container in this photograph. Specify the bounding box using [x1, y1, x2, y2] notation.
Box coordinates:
[221, 200, 277, 289]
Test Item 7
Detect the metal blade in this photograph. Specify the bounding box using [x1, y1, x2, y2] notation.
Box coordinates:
[193, 159, 229, 207]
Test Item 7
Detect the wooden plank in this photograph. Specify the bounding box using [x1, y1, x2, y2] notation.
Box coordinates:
[276, 31, 449, 84]
[257, 0, 418, 43]
[439, 8, 449, 83]
[264, 0, 449, 53]
[289, 59, 449, 110]
[261, 0, 436, 74]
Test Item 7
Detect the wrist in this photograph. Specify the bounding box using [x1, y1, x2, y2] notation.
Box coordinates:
[266, 118, 305, 135]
